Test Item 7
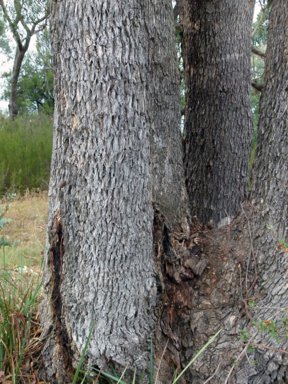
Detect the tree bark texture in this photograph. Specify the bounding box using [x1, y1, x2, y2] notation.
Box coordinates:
[178, 2, 288, 382]
[39, 1, 288, 383]
[180, 0, 254, 227]
[39, 1, 188, 382]
[146, 1, 190, 232]
[9, 45, 27, 118]
[240, 1, 288, 381]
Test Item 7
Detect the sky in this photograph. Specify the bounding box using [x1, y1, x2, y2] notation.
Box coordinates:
[0, 2, 262, 115]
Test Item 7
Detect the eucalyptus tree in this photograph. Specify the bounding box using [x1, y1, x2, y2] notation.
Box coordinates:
[39, 0, 288, 383]
[0, 0, 49, 117]
[39, 0, 188, 383]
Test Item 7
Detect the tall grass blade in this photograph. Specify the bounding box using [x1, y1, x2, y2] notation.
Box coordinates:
[150, 338, 153, 384]
[132, 366, 137, 384]
[92, 364, 104, 384]
[22, 282, 42, 315]
[155, 339, 169, 384]
[14, 310, 33, 381]
[116, 360, 130, 384]
[72, 319, 95, 384]
[92, 369, 124, 383]
[140, 368, 146, 384]
[172, 328, 222, 384]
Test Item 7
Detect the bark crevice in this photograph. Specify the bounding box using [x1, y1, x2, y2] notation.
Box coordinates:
[42, 209, 75, 383]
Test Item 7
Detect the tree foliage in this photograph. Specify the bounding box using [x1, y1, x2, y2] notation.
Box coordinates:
[0, 0, 50, 117]
[2, 29, 53, 115]
[0, 7, 11, 55]
[0, 0, 49, 42]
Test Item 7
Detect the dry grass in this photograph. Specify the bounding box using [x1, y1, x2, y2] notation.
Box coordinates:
[1, 190, 48, 270]
[0, 191, 48, 383]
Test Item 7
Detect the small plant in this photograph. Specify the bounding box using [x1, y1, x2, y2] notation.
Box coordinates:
[239, 330, 251, 342]
[258, 319, 281, 343]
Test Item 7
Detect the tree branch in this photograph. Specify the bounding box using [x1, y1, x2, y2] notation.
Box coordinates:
[252, 46, 266, 59]
[251, 4, 268, 38]
[0, 0, 23, 49]
[251, 80, 263, 92]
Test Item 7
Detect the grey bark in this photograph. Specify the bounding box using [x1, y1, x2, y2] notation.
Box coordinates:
[180, 0, 254, 227]
[147, 1, 190, 232]
[244, 1, 288, 381]
[172, 1, 288, 382]
[200, 2, 288, 382]
[40, 0, 188, 383]
[9, 45, 28, 118]
[39, 1, 288, 383]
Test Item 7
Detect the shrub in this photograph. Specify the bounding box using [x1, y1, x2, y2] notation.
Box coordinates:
[0, 114, 53, 195]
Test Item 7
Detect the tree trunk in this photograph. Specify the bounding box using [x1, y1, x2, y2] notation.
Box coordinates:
[146, 2, 190, 233]
[9, 46, 27, 118]
[171, 1, 288, 382]
[180, 0, 254, 227]
[40, 1, 288, 383]
[243, 1, 288, 381]
[39, 1, 188, 383]
[200, 2, 288, 382]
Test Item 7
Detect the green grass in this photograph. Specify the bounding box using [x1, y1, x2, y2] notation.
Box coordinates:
[0, 256, 43, 383]
[0, 114, 53, 195]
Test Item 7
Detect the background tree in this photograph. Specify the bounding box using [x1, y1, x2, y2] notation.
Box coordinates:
[0, 7, 11, 55]
[2, 29, 53, 115]
[179, 0, 254, 227]
[251, 2, 269, 126]
[0, 0, 50, 117]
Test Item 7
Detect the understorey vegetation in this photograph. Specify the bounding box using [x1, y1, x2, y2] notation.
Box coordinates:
[0, 114, 52, 196]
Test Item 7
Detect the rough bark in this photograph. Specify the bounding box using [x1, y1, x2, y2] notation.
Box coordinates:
[244, 1, 288, 381]
[154, 1, 288, 383]
[39, 1, 288, 383]
[40, 1, 188, 383]
[147, 2, 190, 233]
[9, 45, 27, 118]
[198, 2, 288, 382]
[170, 1, 288, 382]
[180, 0, 254, 227]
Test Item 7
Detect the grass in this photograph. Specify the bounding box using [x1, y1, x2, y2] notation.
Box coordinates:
[0, 114, 53, 195]
[0, 268, 43, 383]
[0, 191, 47, 383]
